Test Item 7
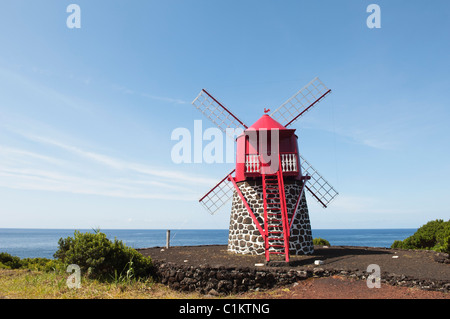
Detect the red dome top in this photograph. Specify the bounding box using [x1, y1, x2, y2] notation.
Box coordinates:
[246, 114, 287, 131]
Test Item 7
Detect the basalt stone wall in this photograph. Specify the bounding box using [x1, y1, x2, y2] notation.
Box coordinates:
[153, 261, 311, 295]
[152, 261, 450, 295]
[228, 180, 313, 256]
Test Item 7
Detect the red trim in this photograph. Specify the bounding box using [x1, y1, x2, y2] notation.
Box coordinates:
[289, 181, 306, 231]
[228, 175, 266, 240]
[276, 155, 290, 262]
[202, 89, 248, 129]
[244, 152, 300, 175]
[262, 174, 269, 262]
[305, 184, 327, 208]
[199, 169, 235, 202]
[285, 89, 332, 127]
[247, 114, 286, 130]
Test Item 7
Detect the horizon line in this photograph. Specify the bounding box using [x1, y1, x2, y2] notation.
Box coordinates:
[0, 227, 419, 231]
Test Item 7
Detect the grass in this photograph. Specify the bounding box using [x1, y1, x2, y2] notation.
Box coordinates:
[0, 269, 214, 299]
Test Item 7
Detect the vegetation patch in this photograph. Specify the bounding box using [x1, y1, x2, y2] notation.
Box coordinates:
[2, 229, 154, 284]
[54, 229, 154, 281]
[313, 238, 330, 246]
[391, 219, 450, 254]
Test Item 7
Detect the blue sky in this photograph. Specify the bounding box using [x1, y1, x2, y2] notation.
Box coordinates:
[0, 1, 449, 230]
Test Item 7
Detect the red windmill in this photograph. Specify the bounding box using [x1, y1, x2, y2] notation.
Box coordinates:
[192, 77, 338, 262]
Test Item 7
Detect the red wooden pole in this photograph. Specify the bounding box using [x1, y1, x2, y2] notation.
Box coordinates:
[228, 175, 266, 241]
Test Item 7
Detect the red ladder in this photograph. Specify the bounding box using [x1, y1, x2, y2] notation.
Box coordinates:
[262, 157, 290, 262]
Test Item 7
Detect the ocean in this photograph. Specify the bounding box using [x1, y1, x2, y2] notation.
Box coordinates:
[0, 228, 417, 259]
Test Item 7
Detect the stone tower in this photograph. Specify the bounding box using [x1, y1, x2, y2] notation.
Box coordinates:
[227, 180, 314, 256]
[192, 77, 338, 262]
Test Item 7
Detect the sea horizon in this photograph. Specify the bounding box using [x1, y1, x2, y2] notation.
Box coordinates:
[0, 227, 419, 230]
[0, 228, 418, 259]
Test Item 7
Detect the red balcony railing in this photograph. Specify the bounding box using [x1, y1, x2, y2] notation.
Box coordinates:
[245, 153, 298, 174]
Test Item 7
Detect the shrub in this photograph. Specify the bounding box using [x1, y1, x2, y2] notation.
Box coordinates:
[21, 257, 65, 272]
[0, 252, 22, 269]
[53, 230, 153, 280]
[390, 240, 404, 249]
[390, 219, 450, 253]
[0, 252, 63, 271]
[313, 238, 330, 246]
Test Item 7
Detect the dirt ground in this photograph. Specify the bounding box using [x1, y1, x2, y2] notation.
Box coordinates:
[250, 275, 449, 299]
[138, 244, 450, 299]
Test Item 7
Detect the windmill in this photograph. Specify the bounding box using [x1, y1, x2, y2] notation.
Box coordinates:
[191, 77, 338, 262]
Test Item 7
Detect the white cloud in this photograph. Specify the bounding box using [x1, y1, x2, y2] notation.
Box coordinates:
[323, 126, 399, 151]
[112, 83, 187, 104]
[0, 146, 65, 166]
[0, 65, 91, 113]
[0, 131, 218, 201]
[0, 164, 199, 201]
[140, 92, 187, 105]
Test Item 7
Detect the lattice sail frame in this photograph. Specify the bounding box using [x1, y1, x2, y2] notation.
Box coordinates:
[193, 77, 339, 214]
[199, 169, 235, 215]
[271, 77, 331, 127]
[192, 89, 247, 139]
[299, 154, 338, 208]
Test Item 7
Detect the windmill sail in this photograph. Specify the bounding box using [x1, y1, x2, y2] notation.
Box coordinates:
[300, 154, 338, 208]
[192, 89, 247, 139]
[271, 77, 331, 127]
[192, 79, 339, 214]
[199, 169, 236, 215]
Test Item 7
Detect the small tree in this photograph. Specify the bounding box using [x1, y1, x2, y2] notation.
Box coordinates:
[313, 238, 330, 246]
[54, 230, 153, 280]
[391, 219, 450, 253]
[0, 252, 22, 269]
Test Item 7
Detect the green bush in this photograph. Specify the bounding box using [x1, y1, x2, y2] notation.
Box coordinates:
[313, 238, 330, 246]
[0, 252, 22, 269]
[391, 219, 450, 253]
[0, 252, 63, 271]
[53, 230, 153, 280]
[21, 257, 65, 272]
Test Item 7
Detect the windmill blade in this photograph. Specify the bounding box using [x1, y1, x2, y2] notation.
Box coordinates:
[271, 77, 332, 127]
[300, 155, 338, 208]
[199, 169, 236, 215]
[192, 89, 247, 139]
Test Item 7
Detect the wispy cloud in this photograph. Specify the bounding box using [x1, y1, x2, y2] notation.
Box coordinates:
[339, 127, 399, 150]
[113, 84, 187, 105]
[0, 65, 207, 201]
[0, 167, 197, 200]
[140, 93, 186, 105]
[20, 133, 217, 185]
[0, 131, 216, 201]
[0, 65, 92, 113]
[0, 146, 65, 166]
[302, 116, 405, 151]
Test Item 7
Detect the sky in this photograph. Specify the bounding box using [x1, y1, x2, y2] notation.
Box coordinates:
[0, 0, 449, 230]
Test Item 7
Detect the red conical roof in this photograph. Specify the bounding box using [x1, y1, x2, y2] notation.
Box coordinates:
[247, 114, 287, 131]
